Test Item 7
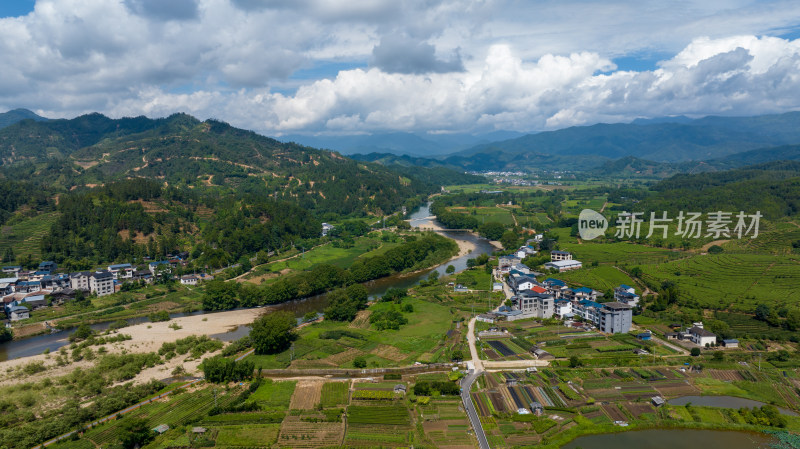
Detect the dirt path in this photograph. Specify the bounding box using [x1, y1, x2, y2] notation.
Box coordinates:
[599, 201, 608, 213]
[699, 239, 730, 252]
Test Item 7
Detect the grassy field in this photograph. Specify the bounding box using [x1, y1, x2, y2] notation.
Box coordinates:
[245, 235, 399, 284]
[447, 206, 516, 226]
[249, 297, 458, 369]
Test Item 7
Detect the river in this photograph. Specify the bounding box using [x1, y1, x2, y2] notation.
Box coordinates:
[561, 429, 776, 449]
[0, 202, 495, 360]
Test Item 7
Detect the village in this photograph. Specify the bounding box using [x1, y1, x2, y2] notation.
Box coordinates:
[1, 255, 213, 323]
[472, 247, 731, 353]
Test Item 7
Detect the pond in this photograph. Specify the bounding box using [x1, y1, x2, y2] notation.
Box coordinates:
[668, 395, 798, 416]
[561, 429, 776, 449]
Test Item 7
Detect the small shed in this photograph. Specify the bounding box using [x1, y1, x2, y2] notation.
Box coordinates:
[636, 332, 652, 341]
[651, 396, 665, 407]
[530, 401, 544, 416]
[722, 339, 739, 348]
[153, 424, 169, 434]
[394, 384, 407, 394]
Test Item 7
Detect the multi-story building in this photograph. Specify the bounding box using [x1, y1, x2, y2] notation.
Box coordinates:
[89, 271, 115, 296]
[599, 302, 633, 334]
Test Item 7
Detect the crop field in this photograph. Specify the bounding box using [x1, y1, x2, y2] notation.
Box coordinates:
[639, 253, 800, 312]
[215, 424, 280, 447]
[422, 419, 476, 448]
[249, 380, 297, 410]
[556, 265, 636, 292]
[345, 405, 413, 447]
[277, 415, 344, 448]
[714, 311, 799, 339]
[559, 241, 685, 265]
[321, 381, 350, 408]
[83, 386, 230, 447]
[0, 211, 59, 259]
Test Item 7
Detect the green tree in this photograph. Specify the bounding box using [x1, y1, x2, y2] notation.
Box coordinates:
[712, 351, 725, 362]
[118, 417, 154, 449]
[446, 265, 455, 274]
[500, 230, 519, 249]
[691, 347, 701, 357]
[0, 326, 12, 343]
[250, 311, 296, 355]
[2, 246, 14, 263]
[203, 280, 239, 311]
[569, 355, 582, 368]
[478, 221, 505, 240]
[353, 356, 367, 368]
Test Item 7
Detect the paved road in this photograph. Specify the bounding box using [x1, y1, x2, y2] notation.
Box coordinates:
[461, 369, 490, 449]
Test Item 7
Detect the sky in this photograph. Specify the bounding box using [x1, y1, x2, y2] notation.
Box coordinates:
[1, 0, 800, 137]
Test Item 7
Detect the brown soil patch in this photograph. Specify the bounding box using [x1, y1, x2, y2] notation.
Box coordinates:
[118, 229, 151, 244]
[289, 348, 363, 367]
[625, 402, 655, 418]
[74, 160, 99, 169]
[654, 382, 700, 397]
[487, 392, 507, 412]
[370, 344, 408, 362]
[290, 380, 323, 410]
[348, 310, 371, 329]
[10, 322, 48, 339]
[601, 403, 627, 421]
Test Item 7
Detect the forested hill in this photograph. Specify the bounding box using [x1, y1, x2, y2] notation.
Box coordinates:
[0, 108, 48, 129]
[0, 112, 474, 216]
[635, 161, 800, 219]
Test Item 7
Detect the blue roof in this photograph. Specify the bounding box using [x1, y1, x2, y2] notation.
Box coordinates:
[33, 271, 49, 275]
[149, 260, 170, 266]
[9, 305, 28, 312]
[545, 278, 566, 286]
[578, 299, 603, 309]
[619, 284, 633, 290]
[554, 298, 571, 304]
[109, 263, 132, 269]
[573, 287, 593, 294]
[617, 291, 637, 298]
[3, 266, 20, 269]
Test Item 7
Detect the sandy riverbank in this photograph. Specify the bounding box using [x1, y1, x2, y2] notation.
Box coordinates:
[0, 308, 264, 386]
[415, 219, 483, 256]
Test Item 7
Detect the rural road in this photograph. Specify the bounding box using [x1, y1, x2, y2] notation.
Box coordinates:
[462, 316, 492, 449]
[461, 368, 490, 449]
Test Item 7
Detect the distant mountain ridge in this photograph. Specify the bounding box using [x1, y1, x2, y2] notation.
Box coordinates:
[0, 108, 48, 129]
[449, 111, 800, 170]
[279, 130, 525, 156]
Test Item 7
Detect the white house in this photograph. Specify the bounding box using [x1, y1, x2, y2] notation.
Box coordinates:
[550, 250, 572, 261]
[70, 272, 91, 291]
[321, 223, 335, 237]
[107, 263, 133, 279]
[180, 275, 198, 285]
[687, 322, 716, 347]
[544, 260, 582, 272]
[614, 284, 640, 306]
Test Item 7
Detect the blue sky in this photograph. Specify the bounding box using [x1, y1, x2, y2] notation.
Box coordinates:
[0, 0, 34, 18]
[1, 0, 800, 135]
